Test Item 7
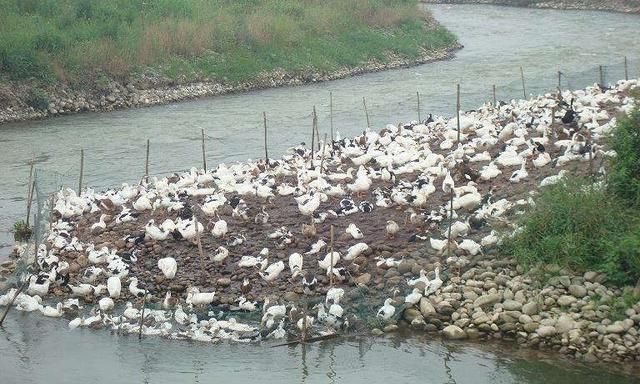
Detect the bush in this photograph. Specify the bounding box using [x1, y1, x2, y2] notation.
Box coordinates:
[25, 87, 50, 110]
[503, 178, 640, 286]
[13, 220, 32, 242]
[608, 106, 640, 207]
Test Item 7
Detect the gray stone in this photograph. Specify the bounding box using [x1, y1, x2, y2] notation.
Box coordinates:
[403, 308, 423, 323]
[606, 323, 625, 334]
[354, 273, 371, 285]
[522, 302, 538, 315]
[584, 271, 599, 282]
[419, 298, 436, 317]
[442, 325, 467, 340]
[536, 325, 557, 337]
[523, 322, 539, 332]
[473, 293, 502, 308]
[503, 299, 523, 311]
[519, 314, 533, 324]
[555, 315, 575, 333]
[383, 324, 398, 333]
[557, 295, 577, 306]
[558, 276, 571, 287]
[568, 284, 587, 298]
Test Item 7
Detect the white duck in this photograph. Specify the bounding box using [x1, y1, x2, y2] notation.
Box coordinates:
[376, 298, 395, 320]
[288, 253, 303, 278]
[424, 267, 443, 296]
[345, 223, 364, 239]
[98, 297, 115, 312]
[344, 242, 369, 261]
[40, 302, 63, 318]
[210, 246, 229, 263]
[404, 288, 423, 306]
[509, 159, 528, 183]
[318, 252, 340, 270]
[259, 261, 285, 283]
[386, 220, 399, 239]
[211, 219, 228, 238]
[158, 257, 178, 279]
[107, 275, 121, 299]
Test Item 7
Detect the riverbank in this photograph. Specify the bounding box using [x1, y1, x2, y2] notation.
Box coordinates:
[2, 79, 638, 363]
[421, 0, 640, 14]
[0, 45, 460, 125]
[0, 0, 458, 125]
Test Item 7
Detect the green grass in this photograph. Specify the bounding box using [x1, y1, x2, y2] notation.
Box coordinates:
[0, 0, 456, 87]
[503, 103, 640, 286]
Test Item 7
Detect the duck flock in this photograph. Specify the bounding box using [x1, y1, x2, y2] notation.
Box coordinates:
[3, 79, 637, 343]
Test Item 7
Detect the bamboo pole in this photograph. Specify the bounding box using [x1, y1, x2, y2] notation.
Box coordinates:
[193, 214, 206, 281]
[456, 84, 461, 142]
[138, 288, 147, 340]
[26, 180, 35, 227]
[78, 149, 84, 195]
[25, 157, 35, 224]
[263, 112, 269, 167]
[362, 97, 370, 129]
[0, 277, 29, 326]
[558, 71, 562, 89]
[329, 92, 334, 142]
[310, 108, 316, 168]
[624, 56, 628, 81]
[313, 106, 320, 151]
[446, 191, 454, 259]
[329, 225, 335, 287]
[492, 85, 496, 107]
[551, 106, 557, 140]
[201, 129, 207, 172]
[145, 139, 150, 179]
[416, 91, 421, 122]
[599, 65, 604, 88]
[520, 66, 526, 99]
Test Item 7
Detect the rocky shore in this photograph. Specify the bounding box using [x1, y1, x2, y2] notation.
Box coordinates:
[421, 0, 640, 14]
[0, 45, 461, 125]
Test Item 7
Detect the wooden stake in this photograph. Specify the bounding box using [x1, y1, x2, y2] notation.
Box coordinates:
[624, 56, 628, 81]
[599, 65, 604, 87]
[520, 66, 526, 99]
[362, 97, 370, 129]
[201, 129, 207, 172]
[26, 180, 35, 227]
[145, 139, 150, 179]
[310, 108, 316, 168]
[313, 106, 320, 151]
[25, 157, 35, 224]
[558, 70, 562, 89]
[329, 225, 335, 287]
[416, 91, 421, 122]
[78, 149, 84, 194]
[329, 92, 334, 142]
[193, 214, 206, 281]
[456, 84, 461, 142]
[0, 277, 29, 326]
[551, 106, 557, 140]
[138, 289, 147, 340]
[492, 85, 496, 107]
[263, 112, 269, 167]
[446, 191, 454, 258]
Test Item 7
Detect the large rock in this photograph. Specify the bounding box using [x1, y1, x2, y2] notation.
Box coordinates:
[403, 308, 423, 323]
[354, 273, 371, 285]
[606, 322, 625, 334]
[555, 315, 575, 333]
[473, 293, 502, 308]
[503, 299, 523, 311]
[442, 325, 467, 340]
[568, 285, 587, 298]
[522, 302, 538, 315]
[419, 298, 436, 317]
[536, 325, 557, 337]
[558, 295, 577, 306]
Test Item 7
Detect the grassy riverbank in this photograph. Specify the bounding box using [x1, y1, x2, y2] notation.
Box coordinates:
[0, 0, 455, 87]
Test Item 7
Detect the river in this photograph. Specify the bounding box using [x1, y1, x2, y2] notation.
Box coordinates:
[1, 4, 639, 382]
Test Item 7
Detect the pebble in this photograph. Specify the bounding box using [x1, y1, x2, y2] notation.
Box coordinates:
[502, 299, 522, 311]
[473, 293, 502, 308]
[354, 273, 371, 285]
[568, 285, 587, 298]
[420, 298, 436, 317]
[536, 325, 557, 337]
[557, 295, 577, 306]
[522, 302, 538, 315]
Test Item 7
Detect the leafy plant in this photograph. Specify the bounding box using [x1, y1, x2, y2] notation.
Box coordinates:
[25, 87, 49, 110]
[13, 220, 32, 242]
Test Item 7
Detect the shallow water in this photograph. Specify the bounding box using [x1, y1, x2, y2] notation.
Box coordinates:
[0, 314, 637, 384]
[1, 4, 640, 382]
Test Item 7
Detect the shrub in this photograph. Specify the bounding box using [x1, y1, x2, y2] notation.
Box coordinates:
[13, 220, 32, 242]
[25, 87, 50, 110]
[608, 106, 640, 207]
[503, 178, 640, 286]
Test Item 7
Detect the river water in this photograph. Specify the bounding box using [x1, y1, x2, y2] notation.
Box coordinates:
[1, 4, 640, 382]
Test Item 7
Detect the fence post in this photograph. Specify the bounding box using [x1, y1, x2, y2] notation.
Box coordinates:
[310, 107, 316, 166]
[263, 112, 269, 167]
[416, 91, 421, 122]
[599, 65, 604, 87]
[520, 66, 526, 99]
[329, 225, 335, 287]
[314, 106, 320, 151]
[329, 91, 334, 142]
[25, 158, 35, 225]
[145, 139, 150, 179]
[492, 84, 496, 107]
[456, 84, 461, 142]
[624, 56, 628, 81]
[78, 149, 84, 195]
[201, 129, 207, 172]
[558, 71, 562, 90]
[363, 97, 370, 129]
